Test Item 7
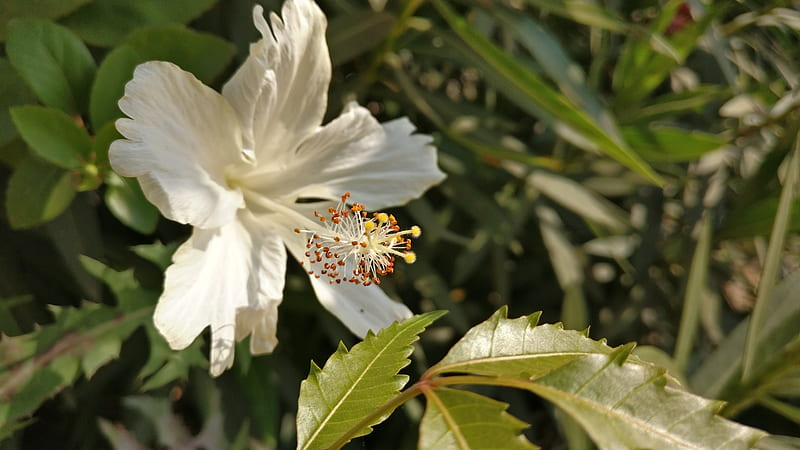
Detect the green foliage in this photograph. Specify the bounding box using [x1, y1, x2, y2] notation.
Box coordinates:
[432, 0, 662, 185]
[10, 106, 91, 169]
[296, 311, 446, 450]
[2, 0, 800, 448]
[60, 0, 218, 47]
[0, 0, 89, 41]
[0, 59, 35, 146]
[4, 155, 75, 228]
[418, 388, 536, 450]
[90, 25, 236, 129]
[5, 18, 95, 114]
[297, 309, 769, 449]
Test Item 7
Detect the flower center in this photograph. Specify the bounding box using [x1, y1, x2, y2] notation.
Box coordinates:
[294, 193, 420, 286]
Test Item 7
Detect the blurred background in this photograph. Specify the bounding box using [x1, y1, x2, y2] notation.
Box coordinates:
[1, 0, 799, 448]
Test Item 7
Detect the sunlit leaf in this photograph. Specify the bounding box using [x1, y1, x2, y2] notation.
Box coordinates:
[296, 311, 446, 450]
[419, 388, 537, 450]
[427, 308, 767, 449]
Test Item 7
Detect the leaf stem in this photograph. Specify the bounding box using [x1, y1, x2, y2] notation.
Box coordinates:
[329, 374, 543, 449]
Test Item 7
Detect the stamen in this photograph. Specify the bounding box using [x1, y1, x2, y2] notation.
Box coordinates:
[295, 192, 421, 285]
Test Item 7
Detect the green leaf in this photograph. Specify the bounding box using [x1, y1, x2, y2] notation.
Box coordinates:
[104, 172, 159, 234]
[673, 214, 712, 372]
[296, 310, 447, 450]
[131, 241, 179, 271]
[612, 0, 717, 107]
[91, 120, 122, 169]
[5, 155, 76, 229]
[0, 0, 89, 40]
[692, 272, 800, 405]
[5, 18, 95, 114]
[0, 354, 80, 427]
[10, 105, 91, 169]
[520, 0, 626, 32]
[419, 388, 537, 450]
[527, 170, 628, 232]
[0, 58, 36, 146]
[742, 146, 800, 381]
[0, 300, 150, 428]
[328, 10, 395, 66]
[527, 347, 765, 449]
[79, 256, 158, 312]
[427, 308, 767, 448]
[89, 25, 235, 129]
[60, 0, 217, 47]
[535, 205, 587, 330]
[495, 8, 622, 143]
[431, 0, 662, 185]
[428, 309, 610, 378]
[621, 125, 726, 162]
[81, 337, 122, 379]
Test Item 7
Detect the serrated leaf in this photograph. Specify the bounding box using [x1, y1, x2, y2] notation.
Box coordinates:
[89, 25, 235, 129]
[296, 310, 447, 450]
[0, 354, 80, 427]
[132, 241, 180, 271]
[6, 18, 95, 114]
[61, 0, 217, 47]
[419, 388, 537, 450]
[82, 337, 122, 379]
[10, 105, 91, 169]
[5, 155, 76, 229]
[427, 308, 767, 449]
[528, 349, 764, 449]
[138, 324, 206, 391]
[428, 308, 609, 379]
[79, 256, 158, 312]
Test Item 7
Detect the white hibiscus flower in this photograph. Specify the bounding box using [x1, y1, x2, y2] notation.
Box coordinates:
[109, 0, 445, 376]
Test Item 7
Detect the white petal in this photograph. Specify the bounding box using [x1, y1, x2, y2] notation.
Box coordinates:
[222, 1, 331, 163]
[153, 210, 287, 377]
[110, 61, 247, 229]
[242, 103, 446, 210]
[308, 278, 413, 338]
[272, 216, 413, 337]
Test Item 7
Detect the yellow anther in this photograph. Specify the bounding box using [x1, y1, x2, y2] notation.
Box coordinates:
[364, 221, 376, 231]
[377, 212, 389, 223]
[411, 225, 421, 238]
[403, 252, 417, 264]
